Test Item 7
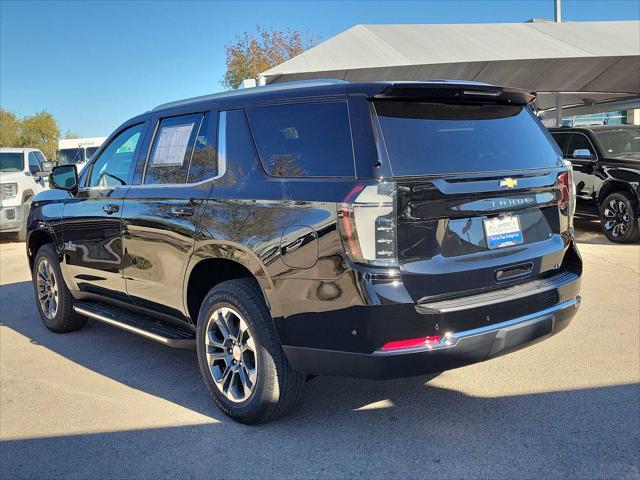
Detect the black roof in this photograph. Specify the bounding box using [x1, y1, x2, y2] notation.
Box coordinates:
[151, 79, 534, 114]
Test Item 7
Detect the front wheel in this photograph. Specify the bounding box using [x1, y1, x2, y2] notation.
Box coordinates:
[196, 279, 305, 424]
[600, 192, 640, 243]
[32, 244, 87, 332]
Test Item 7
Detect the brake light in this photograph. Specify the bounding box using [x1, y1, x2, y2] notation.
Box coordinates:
[337, 182, 397, 267]
[558, 163, 575, 228]
[381, 336, 442, 351]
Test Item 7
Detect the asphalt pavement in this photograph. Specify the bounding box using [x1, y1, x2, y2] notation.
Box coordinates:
[1, 218, 639, 479]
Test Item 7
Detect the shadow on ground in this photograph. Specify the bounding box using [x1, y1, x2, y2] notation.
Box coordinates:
[1, 280, 639, 479]
[0, 232, 20, 244]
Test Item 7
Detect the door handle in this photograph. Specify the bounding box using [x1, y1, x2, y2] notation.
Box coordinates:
[171, 206, 195, 217]
[103, 204, 120, 215]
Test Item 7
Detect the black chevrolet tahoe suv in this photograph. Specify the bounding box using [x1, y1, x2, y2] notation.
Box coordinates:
[549, 125, 640, 243]
[27, 80, 582, 423]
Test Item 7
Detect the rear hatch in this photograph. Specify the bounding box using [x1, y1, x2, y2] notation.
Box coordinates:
[371, 85, 573, 302]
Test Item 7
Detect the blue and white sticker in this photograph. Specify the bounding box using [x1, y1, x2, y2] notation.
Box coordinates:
[483, 215, 523, 249]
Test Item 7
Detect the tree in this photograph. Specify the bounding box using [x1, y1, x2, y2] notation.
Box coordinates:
[222, 26, 318, 89]
[64, 130, 79, 139]
[19, 111, 60, 160]
[0, 109, 21, 147]
[0, 108, 61, 159]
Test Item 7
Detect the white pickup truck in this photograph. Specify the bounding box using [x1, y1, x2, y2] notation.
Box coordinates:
[0, 148, 52, 241]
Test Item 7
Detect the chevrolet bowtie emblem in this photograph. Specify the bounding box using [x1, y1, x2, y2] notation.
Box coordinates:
[500, 177, 518, 189]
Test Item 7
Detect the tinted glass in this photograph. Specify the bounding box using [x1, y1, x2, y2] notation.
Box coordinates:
[86, 147, 99, 159]
[594, 128, 640, 156]
[0, 152, 24, 172]
[375, 102, 562, 176]
[89, 123, 144, 187]
[247, 102, 354, 177]
[28, 152, 40, 173]
[567, 133, 594, 157]
[186, 113, 217, 183]
[215, 110, 264, 192]
[551, 132, 571, 155]
[58, 148, 84, 165]
[34, 151, 47, 164]
[145, 114, 201, 184]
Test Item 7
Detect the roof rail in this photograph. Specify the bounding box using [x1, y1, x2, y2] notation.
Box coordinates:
[153, 79, 348, 111]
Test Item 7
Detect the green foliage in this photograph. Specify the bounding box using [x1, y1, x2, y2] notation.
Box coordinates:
[0, 108, 60, 160]
[20, 112, 60, 160]
[0, 109, 21, 147]
[223, 26, 318, 90]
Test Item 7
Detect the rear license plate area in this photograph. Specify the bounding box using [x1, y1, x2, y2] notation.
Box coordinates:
[483, 214, 523, 249]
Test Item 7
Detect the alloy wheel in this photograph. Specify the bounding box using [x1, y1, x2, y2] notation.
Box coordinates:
[36, 259, 59, 320]
[205, 306, 258, 403]
[603, 199, 631, 239]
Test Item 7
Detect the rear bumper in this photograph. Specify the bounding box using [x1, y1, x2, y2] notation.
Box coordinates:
[284, 296, 580, 379]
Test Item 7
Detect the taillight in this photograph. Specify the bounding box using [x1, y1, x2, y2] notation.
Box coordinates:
[337, 181, 398, 267]
[558, 162, 575, 228]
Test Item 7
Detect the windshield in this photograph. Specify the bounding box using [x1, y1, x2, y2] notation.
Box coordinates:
[375, 102, 562, 176]
[594, 128, 640, 156]
[0, 152, 24, 172]
[86, 146, 99, 159]
[58, 148, 85, 165]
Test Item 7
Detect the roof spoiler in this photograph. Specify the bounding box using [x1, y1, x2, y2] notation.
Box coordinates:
[371, 83, 536, 105]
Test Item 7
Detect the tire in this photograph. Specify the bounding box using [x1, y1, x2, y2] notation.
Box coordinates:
[32, 244, 87, 333]
[196, 278, 305, 424]
[599, 191, 640, 243]
[17, 204, 29, 242]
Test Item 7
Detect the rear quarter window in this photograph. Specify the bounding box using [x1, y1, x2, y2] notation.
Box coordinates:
[246, 102, 355, 177]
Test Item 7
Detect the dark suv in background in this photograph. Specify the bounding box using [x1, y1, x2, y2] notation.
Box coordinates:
[27, 80, 582, 423]
[549, 125, 640, 243]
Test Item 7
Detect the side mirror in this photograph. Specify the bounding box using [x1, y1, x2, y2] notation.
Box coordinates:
[34, 161, 54, 179]
[572, 148, 595, 159]
[50, 165, 78, 191]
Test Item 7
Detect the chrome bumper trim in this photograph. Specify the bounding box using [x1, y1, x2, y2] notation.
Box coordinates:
[373, 296, 580, 356]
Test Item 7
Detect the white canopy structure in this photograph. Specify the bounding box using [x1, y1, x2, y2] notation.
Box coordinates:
[260, 21, 640, 122]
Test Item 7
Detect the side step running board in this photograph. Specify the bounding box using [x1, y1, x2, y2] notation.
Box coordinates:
[73, 301, 196, 349]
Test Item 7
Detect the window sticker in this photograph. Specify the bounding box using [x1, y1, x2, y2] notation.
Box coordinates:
[151, 123, 194, 166]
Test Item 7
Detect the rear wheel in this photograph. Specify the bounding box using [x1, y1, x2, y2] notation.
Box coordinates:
[32, 244, 87, 332]
[196, 279, 305, 424]
[600, 191, 640, 243]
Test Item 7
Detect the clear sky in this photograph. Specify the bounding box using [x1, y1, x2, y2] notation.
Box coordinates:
[1, 0, 638, 137]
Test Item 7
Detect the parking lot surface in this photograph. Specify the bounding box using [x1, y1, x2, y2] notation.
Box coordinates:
[1, 219, 639, 479]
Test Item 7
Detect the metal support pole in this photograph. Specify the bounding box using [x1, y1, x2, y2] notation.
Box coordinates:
[554, 92, 563, 126]
[555, 0, 562, 22]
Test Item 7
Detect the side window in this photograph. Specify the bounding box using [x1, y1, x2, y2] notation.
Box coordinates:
[86, 147, 99, 159]
[246, 102, 355, 177]
[186, 112, 217, 183]
[34, 151, 47, 166]
[551, 133, 570, 156]
[89, 123, 145, 187]
[144, 114, 202, 185]
[28, 152, 40, 174]
[567, 133, 596, 159]
[221, 110, 259, 182]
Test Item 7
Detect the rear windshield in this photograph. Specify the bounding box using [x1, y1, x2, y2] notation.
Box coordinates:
[375, 102, 562, 176]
